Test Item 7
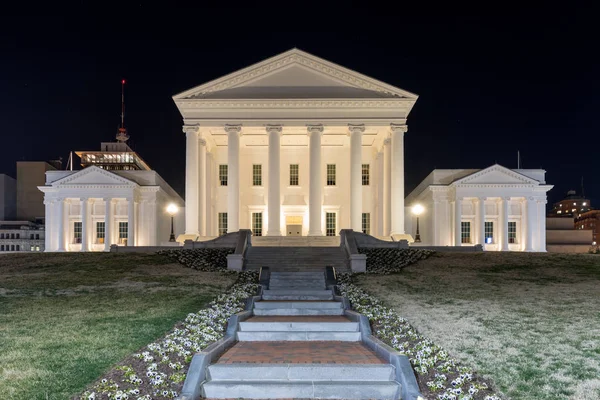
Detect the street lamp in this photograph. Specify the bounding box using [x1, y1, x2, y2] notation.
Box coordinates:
[166, 203, 179, 242]
[412, 204, 424, 243]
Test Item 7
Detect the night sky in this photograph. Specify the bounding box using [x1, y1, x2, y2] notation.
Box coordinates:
[1, 10, 598, 209]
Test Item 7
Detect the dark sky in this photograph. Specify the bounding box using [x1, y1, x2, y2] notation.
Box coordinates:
[1, 9, 598, 209]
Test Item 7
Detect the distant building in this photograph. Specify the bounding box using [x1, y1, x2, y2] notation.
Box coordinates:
[0, 174, 16, 220]
[548, 190, 590, 218]
[575, 210, 600, 245]
[546, 217, 593, 253]
[17, 161, 57, 223]
[0, 221, 45, 252]
[404, 164, 553, 252]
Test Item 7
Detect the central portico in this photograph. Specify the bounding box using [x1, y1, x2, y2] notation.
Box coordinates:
[173, 49, 418, 238]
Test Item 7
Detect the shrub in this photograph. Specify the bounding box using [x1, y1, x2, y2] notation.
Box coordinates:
[158, 248, 234, 271]
[358, 248, 435, 274]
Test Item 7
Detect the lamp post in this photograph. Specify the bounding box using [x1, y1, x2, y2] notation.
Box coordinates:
[167, 203, 179, 242]
[412, 204, 424, 243]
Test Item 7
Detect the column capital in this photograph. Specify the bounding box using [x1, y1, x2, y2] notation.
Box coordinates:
[479, 197, 487, 201]
[80, 197, 89, 202]
[102, 197, 112, 203]
[224, 124, 242, 134]
[266, 124, 283, 135]
[198, 137, 207, 146]
[348, 124, 365, 134]
[306, 124, 324, 135]
[390, 123, 408, 134]
[183, 125, 199, 136]
[383, 137, 391, 145]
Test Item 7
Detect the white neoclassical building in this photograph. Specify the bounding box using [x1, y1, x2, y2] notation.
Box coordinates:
[38, 142, 185, 252]
[174, 48, 418, 239]
[404, 165, 553, 251]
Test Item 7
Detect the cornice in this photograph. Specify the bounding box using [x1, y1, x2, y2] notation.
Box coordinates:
[453, 165, 539, 186]
[175, 99, 412, 109]
[53, 166, 138, 187]
[454, 183, 537, 189]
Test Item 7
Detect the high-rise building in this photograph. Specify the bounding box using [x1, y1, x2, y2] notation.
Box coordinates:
[16, 161, 56, 223]
[547, 190, 590, 218]
[0, 174, 16, 220]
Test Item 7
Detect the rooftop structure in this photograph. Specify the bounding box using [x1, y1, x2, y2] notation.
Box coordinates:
[548, 190, 590, 218]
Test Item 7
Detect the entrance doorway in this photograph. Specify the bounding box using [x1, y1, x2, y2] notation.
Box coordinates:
[285, 216, 303, 236]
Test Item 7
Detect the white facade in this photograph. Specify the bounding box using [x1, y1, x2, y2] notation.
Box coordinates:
[404, 165, 553, 251]
[38, 166, 184, 252]
[173, 49, 418, 238]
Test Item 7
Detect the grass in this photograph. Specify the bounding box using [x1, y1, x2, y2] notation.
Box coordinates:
[356, 252, 600, 400]
[0, 252, 236, 400]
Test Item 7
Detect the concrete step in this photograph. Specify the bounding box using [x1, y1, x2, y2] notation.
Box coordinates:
[262, 290, 333, 301]
[237, 331, 361, 341]
[203, 380, 400, 399]
[239, 322, 358, 332]
[254, 301, 341, 309]
[208, 363, 395, 381]
[253, 308, 345, 316]
[269, 285, 326, 291]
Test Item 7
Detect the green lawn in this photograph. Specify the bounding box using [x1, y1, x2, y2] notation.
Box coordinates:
[0, 253, 236, 400]
[356, 252, 600, 400]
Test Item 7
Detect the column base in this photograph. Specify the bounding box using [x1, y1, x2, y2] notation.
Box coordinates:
[308, 231, 324, 236]
[266, 231, 282, 237]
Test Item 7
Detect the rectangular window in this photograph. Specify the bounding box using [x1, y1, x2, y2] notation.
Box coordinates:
[36, 234, 39, 240]
[30, 234, 34, 239]
[16, 234, 20, 239]
[327, 164, 336, 186]
[362, 213, 370, 235]
[362, 164, 370, 186]
[0, 245, 3, 251]
[252, 164, 262, 186]
[252, 212, 263, 236]
[96, 222, 105, 244]
[508, 221, 517, 244]
[16, 245, 20, 251]
[118, 222, 128, 245]
[219, 164, 228, 186]
[74, 221, 82, 243]
[461, 221, 471, 244]
[484, 221, 494, 244]
[218, 213, 228, 236]
[326, 212, 336, 236]
[289, 164, 299, 186]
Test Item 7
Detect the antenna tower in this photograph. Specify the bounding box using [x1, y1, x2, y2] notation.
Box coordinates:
[116, 79, 130, 143]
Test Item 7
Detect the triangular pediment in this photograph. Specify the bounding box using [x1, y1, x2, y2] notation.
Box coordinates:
[52, 166, 137, 186]
[453, 165, 540, 185]
[173, 48, 418, 101]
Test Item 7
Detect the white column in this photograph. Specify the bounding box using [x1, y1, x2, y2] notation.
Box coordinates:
[349, 124, 365, 232]
[501, 197, 509, 251]
[525, 197, 536, 251]
[81, 198, 89, 252]
[433, 199, 440, 245]
[198, 137, 207, 236]
[308, 124, 324, 236]
[267, 125, 282, 236]
[56, 198, 65, 251]
[226, 125, 241, 232]
[376, 151, 384, 237]
[184, 126, 199, 236]
[478, 197, 486, 245]
[538, 200, 547, 252]
[455, 197, 462, 246]
[127, 197, 135, 246]
[104, 198, 113, 251]
[383, 138, 391, 236]
[390, 124, 407, 236]
[44, 199, 52, 251]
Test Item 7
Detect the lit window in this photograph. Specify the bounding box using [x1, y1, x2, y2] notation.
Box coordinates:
[557, 210, 562, 214]
[118, 222, 128, 245]
[327, 164, 336, 186]
[362, 213, 370, 235]
[96, 222, 105, 244]
[560, 204, 562, 207]
[73, 222, 82, 244]
[219, 165, 228, 186]
[326, 212, 337, 236]
[572, 209, 576, 212]
[289, 164, 299, 186]
[362, 164, 370, 186]
[252, 164, 262, 186]
[252, 212, 263, 236]
[218, 213, 228, 236]
[574, 202, 577, 206]
[461, 222, 471, 244]
[485, 221, 494, 243]
[508, 222, 517, 244]
[583, 202, 587, 206]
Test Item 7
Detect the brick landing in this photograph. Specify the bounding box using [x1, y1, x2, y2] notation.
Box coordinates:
[217, 341, 385, 364]
[246, 316, 350, 322]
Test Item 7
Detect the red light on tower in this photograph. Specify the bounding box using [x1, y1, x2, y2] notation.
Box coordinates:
[122, 79, 126, 84]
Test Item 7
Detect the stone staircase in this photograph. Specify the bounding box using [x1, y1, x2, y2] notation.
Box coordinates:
[245, 247, 349, 272]
[201, 271, 403, 399]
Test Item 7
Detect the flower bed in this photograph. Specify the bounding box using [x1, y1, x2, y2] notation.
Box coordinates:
[358, 248, 435, 274]
[78, 271, 258, 400]
[158, 248, 234, 272]
[337, 274, 502, 400]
